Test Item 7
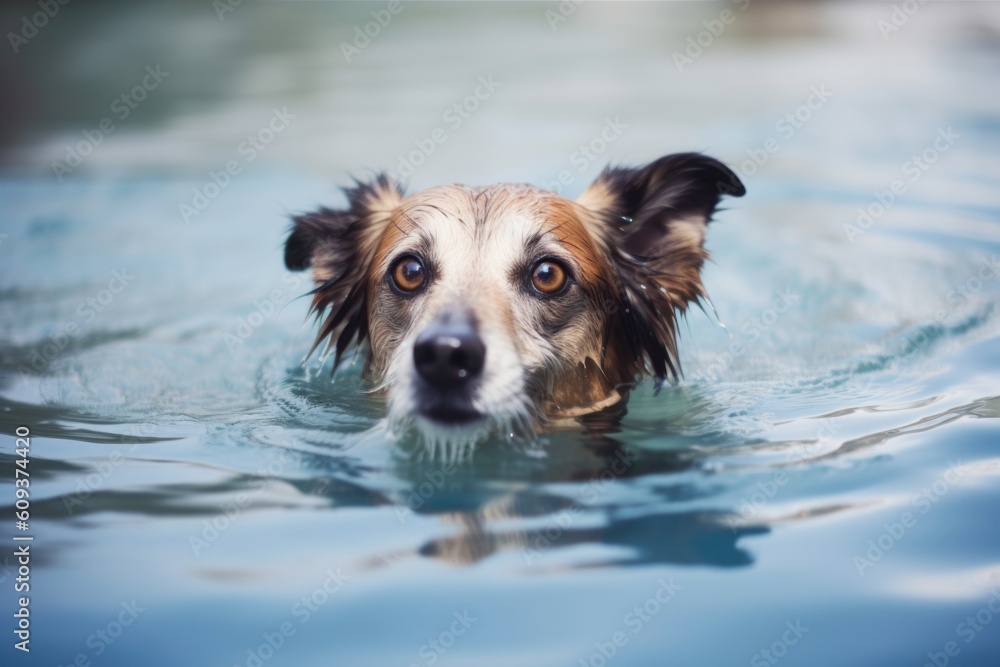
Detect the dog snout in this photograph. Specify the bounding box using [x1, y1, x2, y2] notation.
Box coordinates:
[413, 312, 486, 391]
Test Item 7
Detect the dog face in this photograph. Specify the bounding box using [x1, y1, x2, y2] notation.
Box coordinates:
[285, 153, 744, 446]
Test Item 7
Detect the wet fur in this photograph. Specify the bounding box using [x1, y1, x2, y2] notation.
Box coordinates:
[285, 153, 745, 443]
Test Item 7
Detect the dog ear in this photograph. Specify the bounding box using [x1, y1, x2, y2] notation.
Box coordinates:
[577, 153, 745, 385]
[285, 174, 404, 365]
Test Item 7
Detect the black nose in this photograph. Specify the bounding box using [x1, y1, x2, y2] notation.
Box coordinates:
[413, 315, 485, 391]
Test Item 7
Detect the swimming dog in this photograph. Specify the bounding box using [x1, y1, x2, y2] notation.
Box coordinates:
[284, 153, 744, 450]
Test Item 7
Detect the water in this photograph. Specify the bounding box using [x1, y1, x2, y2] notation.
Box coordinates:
[2, 2, 1000, 666]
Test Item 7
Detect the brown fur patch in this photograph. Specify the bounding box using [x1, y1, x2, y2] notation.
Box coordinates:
[541, 197, 615, 289]
[369, 210, 409, 277]
[576, 179, 617, 217]
[544, 358, 624, 418]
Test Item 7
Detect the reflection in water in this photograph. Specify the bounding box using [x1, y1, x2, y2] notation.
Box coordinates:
[383, 441, 769, 569]
[0, 395, 176, 445]
[417, 498, 767, 569]
[821, 395, 1000, 460]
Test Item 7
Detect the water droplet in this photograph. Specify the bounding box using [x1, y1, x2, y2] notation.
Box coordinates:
[621, 216, 634, 224]
[703, 295, 733, 339]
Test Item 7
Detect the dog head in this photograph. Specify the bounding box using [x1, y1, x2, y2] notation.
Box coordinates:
[285, 153, 744, 446]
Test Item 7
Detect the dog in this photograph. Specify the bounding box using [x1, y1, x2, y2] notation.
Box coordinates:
[284, 153, 745, 453]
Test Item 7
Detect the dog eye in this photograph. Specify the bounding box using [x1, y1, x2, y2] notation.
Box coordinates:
[530, 259, 569, 295]
[390, 255, 427, 293]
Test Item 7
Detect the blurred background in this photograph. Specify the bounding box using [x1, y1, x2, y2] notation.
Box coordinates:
[1, 2, 1000, 666]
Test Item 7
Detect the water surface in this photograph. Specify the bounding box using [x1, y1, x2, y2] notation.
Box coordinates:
[1, 3, 1000, 666]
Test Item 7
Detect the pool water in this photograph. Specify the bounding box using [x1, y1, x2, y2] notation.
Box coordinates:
[2, 2, 1000, 666]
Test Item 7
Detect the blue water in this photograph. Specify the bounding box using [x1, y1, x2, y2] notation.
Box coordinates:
[2, 3, 1000, 666]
